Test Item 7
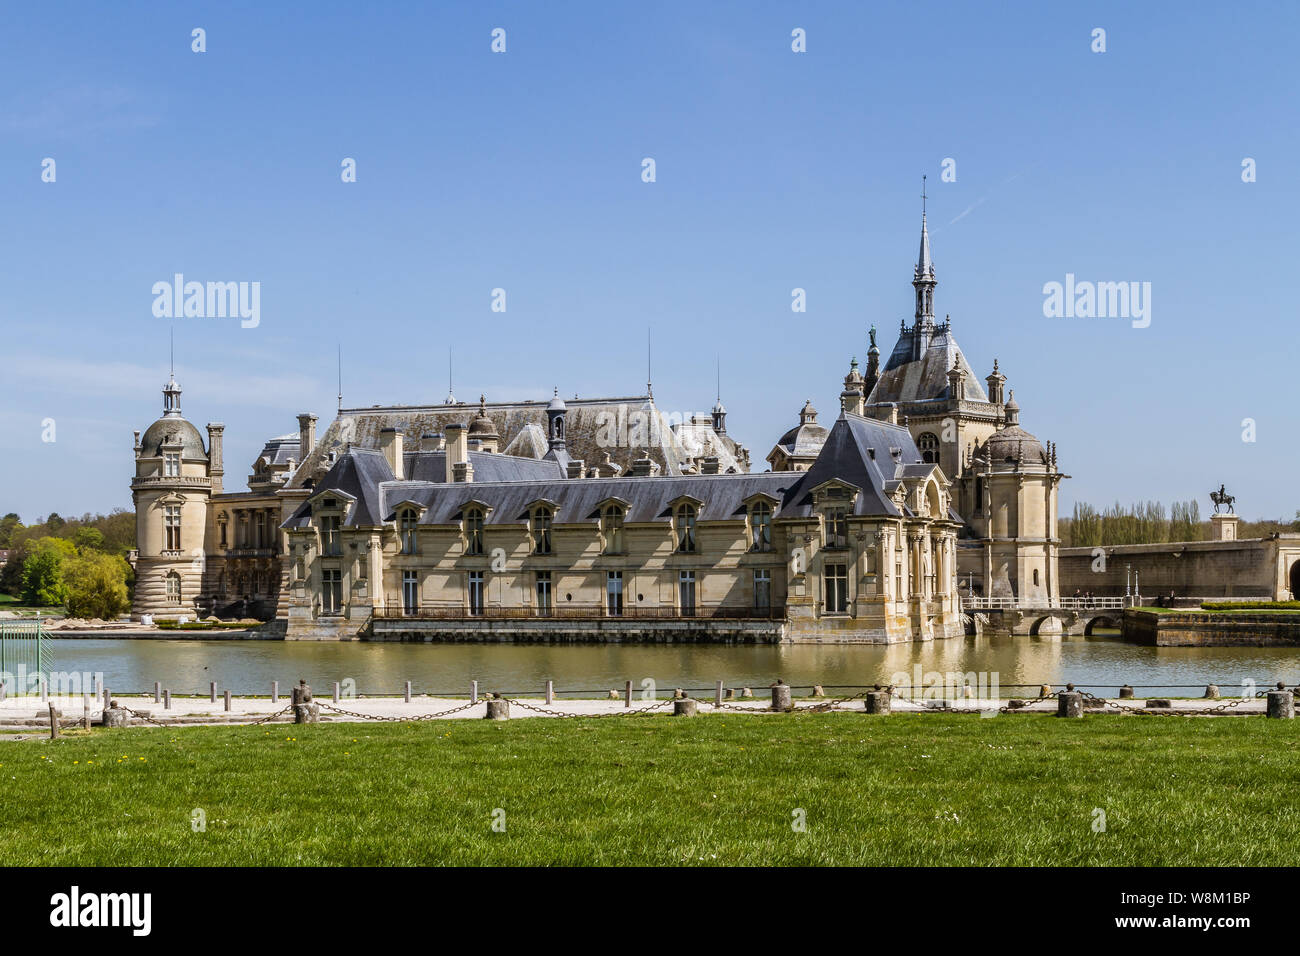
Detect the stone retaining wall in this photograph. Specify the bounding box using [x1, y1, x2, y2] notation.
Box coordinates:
[1123, 608, 1300, 646]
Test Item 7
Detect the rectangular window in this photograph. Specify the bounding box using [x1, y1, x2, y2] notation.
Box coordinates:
[164, 452, 180, 477]
[535, 571, 552, 616]
[400, 511, 418, 555]
[606, 571, 624, 617]
[467, 571, 484, 616]
[465, 511, 484, 556]
[219, 521, 227, 549]
[254, 511, 266, 549]
[754, 569, 771, 611]
[320, 515, 341, 556]
[402, 570, 418, 616]
[825, 563, 848, 614]
[322, 569, 342, 614]
[533, 510, 552, 555]
[678, 571, 696, 616]
[164, 505, 181, 551]
[824, 507, 848, 549]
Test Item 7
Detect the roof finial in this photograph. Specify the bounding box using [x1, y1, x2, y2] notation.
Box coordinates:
[337, 342, 343, 413]
[921, 174, 927, 220]
[647, 326, 653, 400]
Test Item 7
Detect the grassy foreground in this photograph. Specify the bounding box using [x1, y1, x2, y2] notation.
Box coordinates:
[2, 714, 1297, 866]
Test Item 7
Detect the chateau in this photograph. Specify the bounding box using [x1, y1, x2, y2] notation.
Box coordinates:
[131, 213, 1065, 642]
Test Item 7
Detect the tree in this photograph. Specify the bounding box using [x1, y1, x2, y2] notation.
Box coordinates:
[0, 513, 21, 549]
[20, 537, 75, 606]
[62, 551, 130, 620]
[73, 527, 106, 553]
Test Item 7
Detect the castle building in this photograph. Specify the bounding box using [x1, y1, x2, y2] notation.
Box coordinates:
[132, 210, 1056, 641]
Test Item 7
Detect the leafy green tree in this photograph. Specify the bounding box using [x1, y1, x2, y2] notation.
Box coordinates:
[73, 526, 106, 553]
[0, 513, 21, 549]
[62, 551, 130, 619]
[20, 537, 75, 606]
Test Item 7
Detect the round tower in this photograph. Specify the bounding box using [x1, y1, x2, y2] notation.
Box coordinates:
[131, 373, 213, 620]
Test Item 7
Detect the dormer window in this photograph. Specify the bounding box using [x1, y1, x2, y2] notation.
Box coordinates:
[319, 514, 341, 556]
[464, 507, 485, 555]
[531, 507, 553, 555]
[399, 508, 419, 555]
[750, 501, 772, 552]
[823, 506, 848, 550]
[675, 503, 698, 553]
[601, 505, 625, 555]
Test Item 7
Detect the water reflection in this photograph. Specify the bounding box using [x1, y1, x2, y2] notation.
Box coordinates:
[45, 634, 1300, 698]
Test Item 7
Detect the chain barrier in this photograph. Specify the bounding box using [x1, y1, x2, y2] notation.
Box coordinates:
[1078, 690, 1258, 718]
[504, 696, 677, 719]
[316, 699, 483, 721]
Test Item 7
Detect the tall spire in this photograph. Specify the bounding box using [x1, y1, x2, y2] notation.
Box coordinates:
[163, 332, 182, 417]
[913, 175, 936, 325]
[337, 342, 343, 413]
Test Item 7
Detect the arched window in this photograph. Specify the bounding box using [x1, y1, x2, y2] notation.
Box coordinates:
[918, 432, 939, 464]
[165, 571, 182, 605]
[675, 503, 697, 553]
[532, 507, 553, 555]
[399, 509, 418, 555]
[602, 505, 624, 554]
[464, 508, 484, 555]
[750, 502, 772, 552]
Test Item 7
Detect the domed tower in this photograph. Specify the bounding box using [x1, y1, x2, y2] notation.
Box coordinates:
[765, 400, 828, 472]
[131, 373, 214, 619]
[967, 390, 1064, 606]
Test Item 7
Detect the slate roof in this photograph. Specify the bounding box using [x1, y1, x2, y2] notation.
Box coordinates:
[285, 413, 941, 531]
[284, 395, 748, 491]
[866, 327, 989, 405]
[139, 416, 207, 460]
[256, 434, 301, 467]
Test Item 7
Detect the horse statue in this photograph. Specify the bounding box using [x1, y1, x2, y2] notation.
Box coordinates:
[1210, 484, 1235, 514]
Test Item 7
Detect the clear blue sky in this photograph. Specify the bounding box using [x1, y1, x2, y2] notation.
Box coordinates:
[2, 0, 1296, 522]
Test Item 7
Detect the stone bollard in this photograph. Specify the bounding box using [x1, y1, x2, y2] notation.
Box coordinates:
[1145, 699, 1172, 708]
[741, 687, 753, 699]
[624, 680, 632, 708]
[607, 689, 619, 700]
[271, 680, 279, 704]
[404, 681, 412, 703]
[1119, 685, 1135, 699]
[163, 689, 171, 710]
[291, 680, 319, 724]
[1039, 684, 1053, 698]
[546, 680, 554, 705]
[673, 698, 698, 717]
[470, 680, 478, 704]
[103, 687, 110, 710]
[82, 696, 91, 731]
[102, 700, 130, 728]
[1057, 690, 1084, 718]
[812, 684, 825, 698]
[1204, 684, 1220, 700]
[40, 677, 48, 703]
[485, 695, 510, 720]
[224, 690, 232, 712]
[333, 682, 340, 703]
[770, 680, 792, 713]
[210, 681, 217, 704]
[864, 690, 892, 715]
[154, 681, 161, 703]
[1267, 689, 1294, 719]
[48, 703, 59, 740]
[715, 680, 724, 707]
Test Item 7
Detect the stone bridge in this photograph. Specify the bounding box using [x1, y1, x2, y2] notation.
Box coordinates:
[962, 598, 1128, 637]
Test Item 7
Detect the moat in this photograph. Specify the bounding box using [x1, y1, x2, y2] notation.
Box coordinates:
[43, 633, 1300, 698]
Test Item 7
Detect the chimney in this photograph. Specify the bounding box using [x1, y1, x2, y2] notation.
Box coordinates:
[420, 433, 443, 452]
[206, 423, 225, 494]
[379, 427, 404, 480]
[566, 460, 586, 479]
[629, 457, 659, 477]
[445, 423, 470, 483]
[297, 413, 318, 458]
[133, 429, 141, 460]
[701, 456, 720, 475]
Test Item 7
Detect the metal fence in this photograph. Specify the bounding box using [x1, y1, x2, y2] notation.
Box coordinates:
[0, 618, 51, 684]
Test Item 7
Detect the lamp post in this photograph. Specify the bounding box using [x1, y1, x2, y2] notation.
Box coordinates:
[1125, 564, 1132, 606]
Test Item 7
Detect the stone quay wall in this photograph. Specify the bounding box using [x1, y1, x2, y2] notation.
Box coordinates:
[1123, 608, 1300, 647]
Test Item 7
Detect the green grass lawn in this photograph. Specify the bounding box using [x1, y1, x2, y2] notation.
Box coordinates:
[2, 714, 1297, 866]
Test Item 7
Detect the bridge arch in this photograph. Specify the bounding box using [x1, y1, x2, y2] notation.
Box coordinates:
[1029, 615, 1063, 636]
[1084, 615, 1121, 636]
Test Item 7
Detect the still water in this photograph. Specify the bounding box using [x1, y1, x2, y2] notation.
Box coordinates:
[45, 635, 1300, 698]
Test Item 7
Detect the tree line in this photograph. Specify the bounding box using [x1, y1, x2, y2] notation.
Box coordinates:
[1062, 500, 1300, 547]
[0, 510, 135, 619]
